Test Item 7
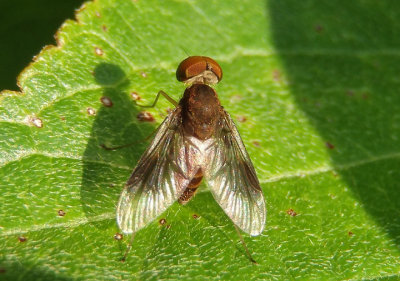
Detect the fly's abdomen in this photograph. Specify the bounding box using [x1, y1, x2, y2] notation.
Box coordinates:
[178, 169, 203, 205]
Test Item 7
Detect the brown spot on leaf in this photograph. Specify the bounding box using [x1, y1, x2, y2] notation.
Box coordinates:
[58, 210, 66, 216]
[100, 96, 113, 107]
[166, 224, 171, 229]
[30, 116, 43, 128]
[230, 95, 242, 103]
[315, 25, 323, 33]
[18, 236, 27, 243]
[236, 115, 247, 123]
[272, 69, 281, 82]
[192, 214, 200, 219]
[348, 231, 354, 236]
[140, 71, 147, 78]
[286, 209, 297, 217]
[130, 92, 141, 101]
[94, 47, 104, 56]
[325, 142, 335, 149]
[159, 218, 167, 225]
[114, 233, 123, 240]
[87, 107, 96, 116]
[252, 141, 261, 148]
[102, 25, 108, 32]
[137, 111, 155, 122]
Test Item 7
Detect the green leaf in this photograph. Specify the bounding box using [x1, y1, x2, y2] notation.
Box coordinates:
[1, 0, 400, 280]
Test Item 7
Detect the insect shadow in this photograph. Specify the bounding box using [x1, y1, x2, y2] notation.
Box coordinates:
[80, 63, 154, 230]
[139, 191, 252, 277]
[185, 192, 255, 258]
[0, 262, 74, 281]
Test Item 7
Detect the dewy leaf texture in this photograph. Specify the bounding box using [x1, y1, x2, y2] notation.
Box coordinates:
[1, 0, 400, 280]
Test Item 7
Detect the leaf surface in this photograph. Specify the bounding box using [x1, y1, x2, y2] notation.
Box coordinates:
[1, 0, 400, 280]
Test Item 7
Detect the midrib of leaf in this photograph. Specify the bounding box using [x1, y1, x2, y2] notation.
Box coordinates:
[1, 212, 114, 236]
[0, 152, 132, 172]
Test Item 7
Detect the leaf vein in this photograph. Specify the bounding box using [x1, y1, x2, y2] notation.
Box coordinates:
[0, 152, 132, 171]
[259, 151, 400, 184]
[1, 212, 114, 236]
[114, 9, 156, 55]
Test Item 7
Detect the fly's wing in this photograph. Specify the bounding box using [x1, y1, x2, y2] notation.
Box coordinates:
[204, 111, 266, 236]
[117, 108, 196, 234]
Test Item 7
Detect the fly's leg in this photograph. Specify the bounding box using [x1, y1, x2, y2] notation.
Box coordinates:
[100, 129, 157, 150]
[137, 90, 178, 108]
[234, 225, 258, 264]
[121, 232, 136, 262]
[101, 90, 177, 150]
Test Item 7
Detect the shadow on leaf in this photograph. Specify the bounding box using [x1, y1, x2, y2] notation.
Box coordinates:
[0, 260, 74, 281]
[268, 0, 400, 247]
[80, 63, 155, 229]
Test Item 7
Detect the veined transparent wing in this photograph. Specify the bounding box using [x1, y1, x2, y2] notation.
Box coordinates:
[204, 111, 266, 236]
[117, 108, 197, 234]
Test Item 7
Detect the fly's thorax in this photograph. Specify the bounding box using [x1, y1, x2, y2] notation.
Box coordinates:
[180, 84, 223, 140]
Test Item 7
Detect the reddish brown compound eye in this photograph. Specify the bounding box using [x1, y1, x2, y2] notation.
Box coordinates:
[176, 56, 223, 84]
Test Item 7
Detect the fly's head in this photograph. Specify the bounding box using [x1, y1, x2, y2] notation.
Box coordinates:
[176, 56, 223, 85]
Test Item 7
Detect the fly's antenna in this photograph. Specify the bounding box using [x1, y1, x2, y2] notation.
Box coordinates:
[179, 45, 191, 57]
[201, 47, 210, 55]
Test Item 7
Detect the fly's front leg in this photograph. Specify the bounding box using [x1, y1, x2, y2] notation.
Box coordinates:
[137, 90, 178, 108]
[101, 91, 177, 151]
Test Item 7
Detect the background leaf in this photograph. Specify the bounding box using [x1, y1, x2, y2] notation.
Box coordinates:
[1, 0, 400, 280]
